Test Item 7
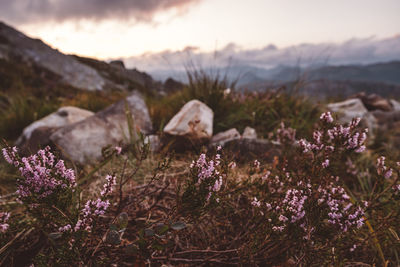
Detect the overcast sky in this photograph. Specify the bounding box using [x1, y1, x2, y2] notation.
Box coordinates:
[0, 0, 399, 60]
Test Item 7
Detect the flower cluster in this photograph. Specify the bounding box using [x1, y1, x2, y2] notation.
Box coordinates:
[115, 146, 122, 155]
[299, 116, 367, 155]
[320, 111, 334, 123]
[0, 212, 10, 233]
[73, 199, 110, 232]
[276, 122, 296, 145]
[190, 147, 223, 202]
[2, 146, 76, 202]
[251, 113, 369, 239]
[59, 174, 115, 233]
[317, 182, 366, 232]
[376, 156, 393, 179]
[101, 175, 116, 196]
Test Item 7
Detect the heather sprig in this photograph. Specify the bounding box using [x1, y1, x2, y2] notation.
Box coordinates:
[0, 211, 10, 233]
[2, 146, 76, 205]
[181, 147, 226, 215]
[250, 113, 371, 246]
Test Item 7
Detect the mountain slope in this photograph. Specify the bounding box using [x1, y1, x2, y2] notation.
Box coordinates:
[0, 21, 165, 94]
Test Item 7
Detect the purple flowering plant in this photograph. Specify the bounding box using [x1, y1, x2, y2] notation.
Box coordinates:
[244, 112, 400, 263]
[1, 145, 117, 258]
[179, 146, 227, 217]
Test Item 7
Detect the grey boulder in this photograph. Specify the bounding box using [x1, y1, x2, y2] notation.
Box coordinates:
[16, 106, 94, 152]
[50, 92, 152, 164]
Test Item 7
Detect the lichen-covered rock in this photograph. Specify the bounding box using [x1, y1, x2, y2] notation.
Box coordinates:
[50, 92, 152, 164]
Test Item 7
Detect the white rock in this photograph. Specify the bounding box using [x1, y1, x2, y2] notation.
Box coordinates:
[390, 99, 400, 111]
[164, 100, 213, 139]
[242, 126, 257, 139]
[210, 128, 241, 147]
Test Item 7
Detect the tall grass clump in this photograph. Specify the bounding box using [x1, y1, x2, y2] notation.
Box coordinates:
[148, 68, 320, 139]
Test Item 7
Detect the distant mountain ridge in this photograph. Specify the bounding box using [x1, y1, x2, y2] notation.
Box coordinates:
[147, 61, 400, 87]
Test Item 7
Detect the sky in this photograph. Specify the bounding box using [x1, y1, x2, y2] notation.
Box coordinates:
[0, 0, 399, 60]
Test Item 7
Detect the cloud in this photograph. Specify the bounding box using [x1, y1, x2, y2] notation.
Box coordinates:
[0, 0, 199, 25]
[124, 35, 400, 73]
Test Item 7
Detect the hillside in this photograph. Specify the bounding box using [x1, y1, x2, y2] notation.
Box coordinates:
[0, 21, 175, 95]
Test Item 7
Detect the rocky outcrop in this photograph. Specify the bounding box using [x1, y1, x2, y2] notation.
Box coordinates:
[0, 22, 106, 91]
[16, 106, 94, 152]
[210, 128, 241, 147]
[50, 92, 152, 164]
[164, 100, 213, 139]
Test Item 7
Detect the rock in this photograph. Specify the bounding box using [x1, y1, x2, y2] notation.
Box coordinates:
[371, 110, 400, 130]
[242, 126, 257, 139]
[109, 60, 125, 69]
[144, 135, 161, 153]
[327, 98, 377, 137]
[163, 78, 184, 94]
[355, 93, 392, 111]
[50, 92, 152, 164]
[327, 98, 368, 122]
[210, 128, 241, 147]
[164, 100, 213, 139]
[223, 138, 280, 162]
[16, 106, 94, 151]
[390, 99, 400, 111]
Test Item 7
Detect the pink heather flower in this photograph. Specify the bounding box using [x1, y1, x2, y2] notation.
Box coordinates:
[101, 175, 116, 197]
[192, 152, 224, 201]
[115, 146, 122, 155]
[298, 139, 310, 153]
[272, 226, 285, 232]
[251, 197, 261, 207]
[0, 212, 10, 233]
[253, 160, 260, 169]
[313, 131, 322, 144]
[3, 146, 76, 202]
[262, 171, 271, 181]
[59, 224, 72, 232]
[276, 122, 296, 144]
[72, 199, 110, 232]
[320, 112, 334, 123]
[393, 184, 400, 194]
[384, 169, 393, 179]
[322, 159, 330, 168]
[279, 215, 289, 222]
[2, 147, 19, 166]
[376, 156, 392, 177]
